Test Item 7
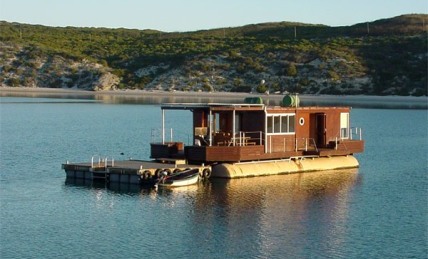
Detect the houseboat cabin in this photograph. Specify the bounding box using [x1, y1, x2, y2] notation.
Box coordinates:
[151, 99, 364, 165]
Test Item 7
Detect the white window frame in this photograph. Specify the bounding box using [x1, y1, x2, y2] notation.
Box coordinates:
[266, 113, 296, 135]
[340, 112, 350, 139]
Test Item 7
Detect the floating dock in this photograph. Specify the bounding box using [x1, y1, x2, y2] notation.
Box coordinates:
[62, 158, 212, 185]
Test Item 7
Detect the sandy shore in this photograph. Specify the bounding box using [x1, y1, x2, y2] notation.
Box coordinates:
[0, 86, 254, 99]
[1, 87, 427, 109]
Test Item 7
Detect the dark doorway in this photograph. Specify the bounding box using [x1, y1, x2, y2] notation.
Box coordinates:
[315, 113, 326, 147]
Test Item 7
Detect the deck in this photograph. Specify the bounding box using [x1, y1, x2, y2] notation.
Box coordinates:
[62, 159, 211, 184]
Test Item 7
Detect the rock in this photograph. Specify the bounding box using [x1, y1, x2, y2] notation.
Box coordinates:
[93, 72, 120, 91]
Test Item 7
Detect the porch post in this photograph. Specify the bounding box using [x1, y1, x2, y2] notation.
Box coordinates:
[162, 108, 165, 144]
[232, 108, 236, 146]
[209, 109, 212, 146]
[264, 107, 267, 153]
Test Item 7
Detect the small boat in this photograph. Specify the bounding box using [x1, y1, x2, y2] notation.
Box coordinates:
[155, 168, 200, 188]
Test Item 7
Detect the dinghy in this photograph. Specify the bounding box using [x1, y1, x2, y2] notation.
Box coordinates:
[155, 168, 200, 188]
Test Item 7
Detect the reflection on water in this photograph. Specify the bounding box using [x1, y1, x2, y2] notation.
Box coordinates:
[192, 169, 361, 258]
[65, 168, 359, 197]
[93, 94, 245, 104]
[208, 168, 359, 197]
[65, 178, 107, 189]
[0, 91, 95, 100]
[64, 169, 360, 257]
[65, 177, 203, 196]
[65, 178, 151, 195]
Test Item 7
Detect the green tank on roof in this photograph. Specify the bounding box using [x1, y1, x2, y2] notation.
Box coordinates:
[244, 97, 263, 104]
[282, 95, 300, 107]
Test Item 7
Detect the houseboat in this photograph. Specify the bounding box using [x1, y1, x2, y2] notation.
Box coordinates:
[152, 96, 364, 178]
[62, 95, 364, 183]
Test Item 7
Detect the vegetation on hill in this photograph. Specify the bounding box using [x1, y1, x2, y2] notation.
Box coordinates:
[0, 14, 427, 95]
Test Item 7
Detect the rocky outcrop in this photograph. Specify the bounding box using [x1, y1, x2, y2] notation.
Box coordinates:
[0, 43, 119, 91]
[93, 72, 120, 91]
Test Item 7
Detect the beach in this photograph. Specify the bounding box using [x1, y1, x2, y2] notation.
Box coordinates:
[1, 87, 427, 109]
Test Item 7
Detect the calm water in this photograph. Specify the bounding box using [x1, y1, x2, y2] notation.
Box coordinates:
[0, 97, 427, 259]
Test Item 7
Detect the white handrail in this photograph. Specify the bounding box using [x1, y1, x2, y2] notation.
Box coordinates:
[272, 137, 319, 152]
[350, 127, 363, 140]
[151, 128, 174, 143]
[91, 155, 114, 168]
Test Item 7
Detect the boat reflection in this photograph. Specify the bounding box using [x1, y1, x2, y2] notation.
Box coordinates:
[190, 169, 361, 257]
[198, 168, 360, 208]
[64, 168, 360, 199]
[64, 176, 202, 196]
[64, 177, 152, 195]
[64, 168, 361, 257]
[65, 177, 107, 189]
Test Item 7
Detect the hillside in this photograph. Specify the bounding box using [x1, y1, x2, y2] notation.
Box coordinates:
[0, 14, 427, 96]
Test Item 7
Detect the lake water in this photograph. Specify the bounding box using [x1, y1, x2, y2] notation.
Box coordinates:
[0, 96, 427, 258]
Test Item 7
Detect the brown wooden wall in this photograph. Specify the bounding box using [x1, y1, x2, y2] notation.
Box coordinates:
[294, 107, 350, 147]
[295, 111, 311, 138]
[266, 135, 295, 152]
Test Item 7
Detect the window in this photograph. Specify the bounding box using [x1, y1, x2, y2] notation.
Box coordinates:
[267, 116, 273, 133]
[211, 113, 220, 132]
[281, 116, 288, 133]
[234, 113, 241, 133]
[274, 116, 281, 132]
[340, 113, 349, 139]
[289, 116, 295, 132]
[266, 114, 295, 134]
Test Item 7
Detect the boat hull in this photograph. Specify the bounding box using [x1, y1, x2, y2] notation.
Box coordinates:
[156, 169, 200, 187]
[212, 155, 359, 178]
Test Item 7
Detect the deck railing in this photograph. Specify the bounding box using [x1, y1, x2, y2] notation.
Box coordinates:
[151, 128, 173, 144]
[151, 128, 192, 145]
[332, 127, 363, 150]
[295, 138, 318, 152]
[267, 136, 317, 153]
[233, 131, 263, 146]
[350, 127, 363, 140]
[91, 155, 114, 168]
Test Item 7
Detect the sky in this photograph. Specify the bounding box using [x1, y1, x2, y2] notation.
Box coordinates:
[0, 0, 427, 32]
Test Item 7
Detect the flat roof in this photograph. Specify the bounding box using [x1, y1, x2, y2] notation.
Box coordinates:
[161, 103, 265, 110]
[160, 103, 350, 112]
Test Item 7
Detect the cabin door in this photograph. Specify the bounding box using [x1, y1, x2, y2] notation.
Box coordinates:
[315, 113, 326, 147]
